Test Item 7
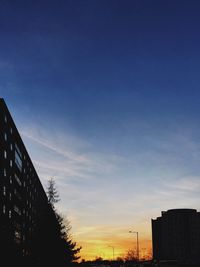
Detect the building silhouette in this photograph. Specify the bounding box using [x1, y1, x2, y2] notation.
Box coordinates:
[0, 98, 54, 265]
[152, 208, 200, 263]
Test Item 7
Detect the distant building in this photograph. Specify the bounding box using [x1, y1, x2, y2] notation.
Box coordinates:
[152, 209, 200, 263]
[0, 98, 51, 265]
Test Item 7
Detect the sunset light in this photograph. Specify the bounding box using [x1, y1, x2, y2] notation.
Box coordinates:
[1, 1, 200, 266]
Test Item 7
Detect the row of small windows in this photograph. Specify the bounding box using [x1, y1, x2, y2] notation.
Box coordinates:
[2, 134, 36, 177]
[3, 143, 34, 175]
[3, 165, 35, 189]
[2, 204, 34, 224]
[4, 168, 38, 192]
[4, 115, 13, 134]
[3, 150, 13, 167]
[3, 123, 23, 172]
[2, 205, 12, 218]
[2, 183, 36, 204]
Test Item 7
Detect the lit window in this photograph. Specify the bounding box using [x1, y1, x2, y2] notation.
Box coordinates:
[3, 205, 6, 214]
[4, 115, 7, 123]
[3, 186, 6, 196]
[10, 127, 13, 134]
[9, 193, 12, 200]
[4, 169, 6, 177]
[9, 176, 12, 184]
[10, 160, 12, 167]
[4, 133, 7, 141]
[9, 210, 12, 218]
[4, 150, 7, 159]
[14, 230, 21, 243]
[10, 143, 13, 151]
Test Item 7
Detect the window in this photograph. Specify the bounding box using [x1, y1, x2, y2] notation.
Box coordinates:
[9, 176, 12, 184]
[10, 127, 13, 134]
[4, 150, 7, 159]
[14, 174, 22, 186]
[3, 186, 6, 196]
[15, 143, 22, 157]
[15, 144, 22, 171]
[4, 169, 6, 177]
[9, 210, 12, 218]
[10, 143, 13, 151]
[4, 115, 7, 123]
[10, 160, 12, 167]
[14, 205, 21, 216]
[4, 133, 7, 141]
[14, 230, 21, 243]
[3, 205, 6, 214]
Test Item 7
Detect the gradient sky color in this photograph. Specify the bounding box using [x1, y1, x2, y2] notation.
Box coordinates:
[1, 0, 200, 260]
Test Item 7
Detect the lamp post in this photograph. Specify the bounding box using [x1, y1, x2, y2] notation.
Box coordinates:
[129, 230, 139, 262]
[108, 246, 115, 260]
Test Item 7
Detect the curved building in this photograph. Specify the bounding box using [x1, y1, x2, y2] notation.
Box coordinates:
[152, 208, 200, 263]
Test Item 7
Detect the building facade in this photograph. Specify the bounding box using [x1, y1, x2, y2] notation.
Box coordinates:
[0, 98, 51, 265]
[152, 208, 200, 263]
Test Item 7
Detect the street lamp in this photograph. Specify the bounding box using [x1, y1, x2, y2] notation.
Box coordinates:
[108, 245, 115, 260]
[129, 230, 139, 262]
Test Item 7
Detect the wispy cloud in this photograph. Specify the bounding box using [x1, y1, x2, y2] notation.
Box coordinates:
[19, 123, 123, 186]
[21, 126, 90, 164]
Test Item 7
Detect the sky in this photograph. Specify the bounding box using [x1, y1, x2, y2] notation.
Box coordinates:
[1, 0, 200, 260]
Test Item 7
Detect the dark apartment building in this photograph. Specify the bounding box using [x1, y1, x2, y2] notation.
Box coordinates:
[152, 208, 200, 263]
[0, 98, 53, 265]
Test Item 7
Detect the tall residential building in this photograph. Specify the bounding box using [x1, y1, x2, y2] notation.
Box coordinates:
[152, 208, 200, 263]
[0, 98, 52, 265]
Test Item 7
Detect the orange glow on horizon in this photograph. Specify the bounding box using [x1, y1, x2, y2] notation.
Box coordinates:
[72, 224, 152, 261]
[77, 238, 152, 261]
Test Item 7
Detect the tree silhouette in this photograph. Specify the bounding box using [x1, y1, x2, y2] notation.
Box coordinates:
[28, 178, 81, 267]
[124, 249, 137, 262]
[47, 178, 60, 207]
[46, 178, 81, 266]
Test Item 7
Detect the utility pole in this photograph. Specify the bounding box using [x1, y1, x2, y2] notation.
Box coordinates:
[108, 245, 115, 260]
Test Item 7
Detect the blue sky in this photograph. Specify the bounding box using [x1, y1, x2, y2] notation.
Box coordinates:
[1, 0, 200, 259]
